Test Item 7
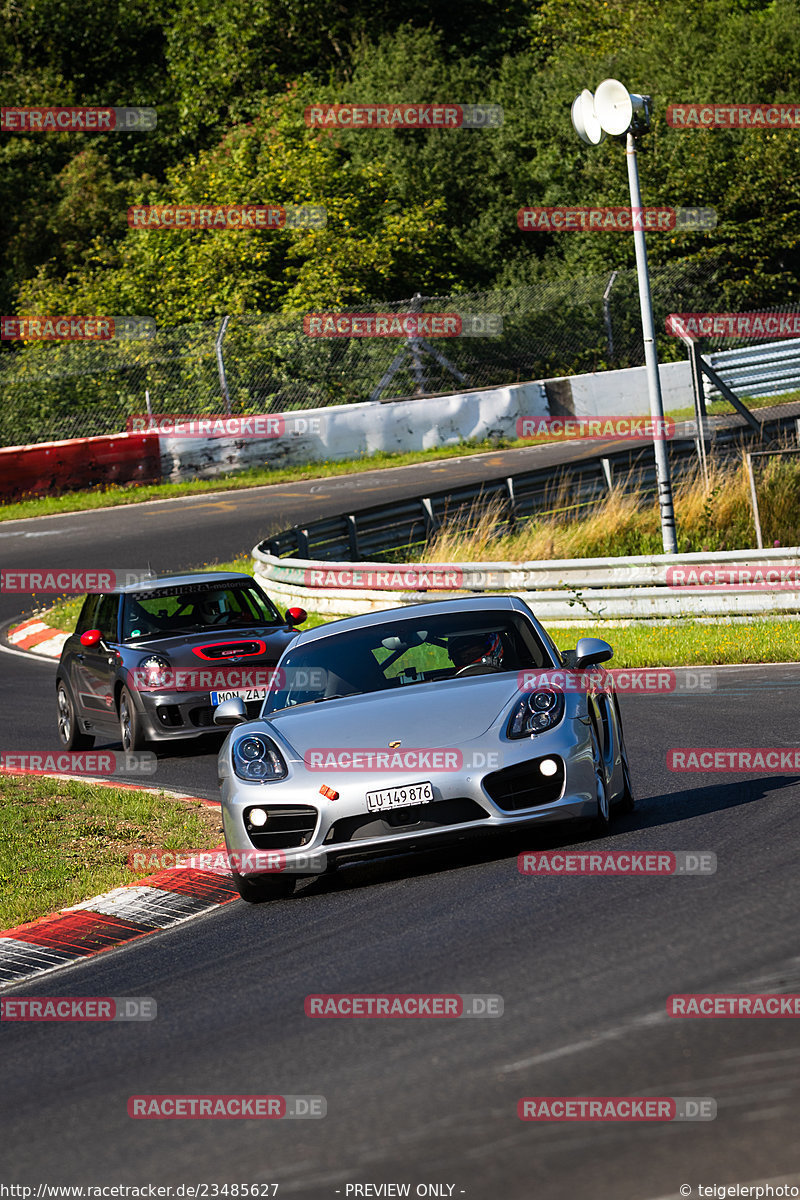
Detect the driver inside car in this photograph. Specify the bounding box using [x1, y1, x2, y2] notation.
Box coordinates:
[448, 632, 505, 674]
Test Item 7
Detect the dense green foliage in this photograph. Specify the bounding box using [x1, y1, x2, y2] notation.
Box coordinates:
[2, 0, 798, 323]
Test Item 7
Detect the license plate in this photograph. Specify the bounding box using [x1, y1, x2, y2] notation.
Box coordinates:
[211, 687, 269, 704]
[365, 781, 434, 813]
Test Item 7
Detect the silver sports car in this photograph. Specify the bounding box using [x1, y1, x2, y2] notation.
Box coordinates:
[215, 595, 635, 901]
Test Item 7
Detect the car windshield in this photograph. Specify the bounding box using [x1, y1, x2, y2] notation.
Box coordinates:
[121, 582, 283, 641]
[263, 609, 553, 713]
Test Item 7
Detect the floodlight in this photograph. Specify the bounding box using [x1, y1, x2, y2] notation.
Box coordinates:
[594, 78, 651, 136]
[570, 89, 605, 145]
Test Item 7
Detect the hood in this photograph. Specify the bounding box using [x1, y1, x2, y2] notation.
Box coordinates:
[125, 626, 298, 665]
[264, 675, 522, 758]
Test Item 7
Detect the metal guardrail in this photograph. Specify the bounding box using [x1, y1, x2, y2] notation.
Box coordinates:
[253, 545, 800, 622]
[703, 338, 800, 402]
[260, 410, 796, 565]
[253, 408, 800, 623]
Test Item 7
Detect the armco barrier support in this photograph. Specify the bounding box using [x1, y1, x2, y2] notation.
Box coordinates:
[0, 433, 162, 501]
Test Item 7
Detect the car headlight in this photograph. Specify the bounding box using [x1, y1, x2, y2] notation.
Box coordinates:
[232, 734, 287, 783]
[507, 689, 564, 739]
[138, 654, 172, 690]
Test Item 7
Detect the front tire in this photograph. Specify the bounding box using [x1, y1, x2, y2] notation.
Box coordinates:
[56, 680, 95, 750]
[232, 870, 296, 904]
[617, 744, 636, 814]
[613, 697, 636, 814]
[588, 723, 611, 837]
[119, 686, 146, 751]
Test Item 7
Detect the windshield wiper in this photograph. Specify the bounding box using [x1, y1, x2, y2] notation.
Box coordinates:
[312, 693, 355, 703]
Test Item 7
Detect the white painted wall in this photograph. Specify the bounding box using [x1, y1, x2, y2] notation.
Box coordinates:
[159, 380, 549, 482]
[551, 360, 692, 417]
[158, 360, 693, 483]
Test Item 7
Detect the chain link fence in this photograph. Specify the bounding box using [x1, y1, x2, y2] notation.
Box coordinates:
[0, 255, 780, 447]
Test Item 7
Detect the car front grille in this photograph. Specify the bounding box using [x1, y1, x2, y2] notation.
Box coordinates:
[324, 797, 486, 844]
[483, 758, 566, 812]
[193, 641, 267, 660]
[246, 806, 318, 849]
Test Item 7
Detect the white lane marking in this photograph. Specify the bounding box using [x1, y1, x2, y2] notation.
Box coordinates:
[0, 527, 85, 537]
[500, 1008, 668, 1073]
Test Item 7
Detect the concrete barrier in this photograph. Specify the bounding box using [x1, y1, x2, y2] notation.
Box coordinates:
[0, 433, 162, 501]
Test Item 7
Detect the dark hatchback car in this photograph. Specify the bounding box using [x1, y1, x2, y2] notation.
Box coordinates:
[55, 572, 306, 751]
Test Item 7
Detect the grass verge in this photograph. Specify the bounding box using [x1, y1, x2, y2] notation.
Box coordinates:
[556, 619, 800, 667]
[0, 774, 224, 929]
[0, 438, 523, 522]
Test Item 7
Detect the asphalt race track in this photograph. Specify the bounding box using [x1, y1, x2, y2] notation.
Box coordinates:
[2, 447, 799, 1199]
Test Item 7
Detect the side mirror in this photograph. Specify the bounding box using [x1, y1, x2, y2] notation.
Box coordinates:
[574, 637, 614, 670]
[80, 629, 103, 648]
[286, 607, 307, 626]
[213, 697, 248, 727]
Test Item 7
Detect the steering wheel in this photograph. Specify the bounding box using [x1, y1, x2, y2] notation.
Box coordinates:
[454, 662, 503, 677]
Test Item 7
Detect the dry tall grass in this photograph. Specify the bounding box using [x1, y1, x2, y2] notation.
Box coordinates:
[419, 451, 800, 562]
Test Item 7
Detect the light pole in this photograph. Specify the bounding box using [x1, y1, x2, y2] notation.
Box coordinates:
[571, 80, 677, 554]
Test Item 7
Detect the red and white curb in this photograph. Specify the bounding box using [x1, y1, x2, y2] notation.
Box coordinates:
[7, 617, 68, 658]
[0, 774, 239, 989]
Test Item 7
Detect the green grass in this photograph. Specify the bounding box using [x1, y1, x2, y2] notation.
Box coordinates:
[0, 437, 524, 522]
[0, 774, 224, 928]
[557, 619, 800, 667]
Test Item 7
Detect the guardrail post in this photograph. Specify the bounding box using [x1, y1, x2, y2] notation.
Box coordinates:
[346, 514, 360, 558]
[421, 497, 439, 539]
[745, 452, 764, 550]
[600, 457, 613, 491]
[506, 477, 517, 530]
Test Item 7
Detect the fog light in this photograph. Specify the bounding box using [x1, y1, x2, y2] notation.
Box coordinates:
[248, 807, 268, 826]
[539, 759, 558, 777]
